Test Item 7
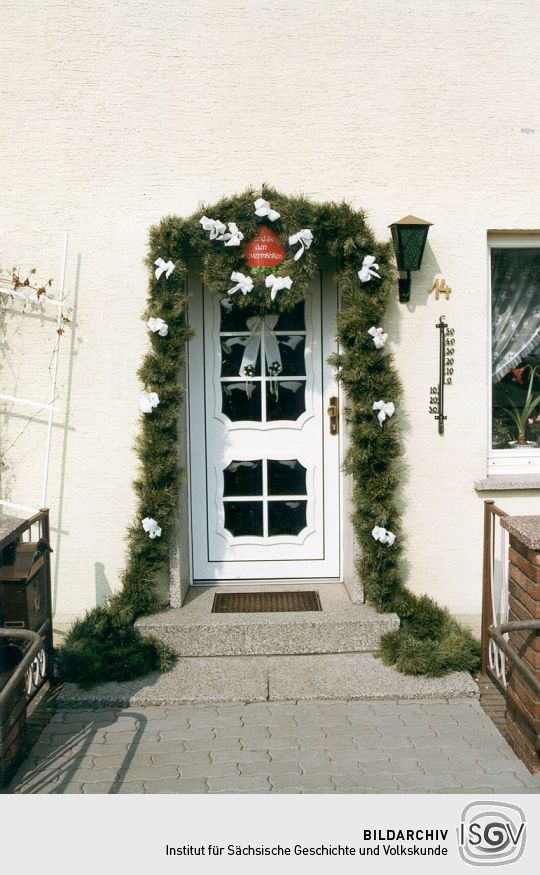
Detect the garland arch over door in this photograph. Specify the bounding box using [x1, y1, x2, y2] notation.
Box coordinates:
[138, 186, 402, 604]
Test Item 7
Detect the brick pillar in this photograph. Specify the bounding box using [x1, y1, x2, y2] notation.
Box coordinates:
[501, 515, 540, 774]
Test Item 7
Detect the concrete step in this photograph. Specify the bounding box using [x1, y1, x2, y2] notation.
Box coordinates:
[135, 584, 399, 657]
[57, 653, 478, 707]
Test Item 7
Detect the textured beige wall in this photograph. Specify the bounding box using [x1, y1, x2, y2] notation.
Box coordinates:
[1, 1, 539, 619]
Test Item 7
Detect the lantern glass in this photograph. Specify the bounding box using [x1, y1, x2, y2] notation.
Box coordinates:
[392, 225, 426, 270]
[389, 215, 432, 272]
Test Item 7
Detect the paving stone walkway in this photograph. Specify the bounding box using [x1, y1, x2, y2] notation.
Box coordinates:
[7, 698, 540, 794]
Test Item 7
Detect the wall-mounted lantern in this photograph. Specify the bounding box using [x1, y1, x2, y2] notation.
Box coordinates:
[389, 215, 432, 303]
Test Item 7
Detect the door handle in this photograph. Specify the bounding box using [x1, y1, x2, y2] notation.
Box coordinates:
[327, 396, 339, 435]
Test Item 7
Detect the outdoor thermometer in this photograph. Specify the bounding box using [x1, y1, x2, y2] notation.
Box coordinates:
[428, 315, 455, 435]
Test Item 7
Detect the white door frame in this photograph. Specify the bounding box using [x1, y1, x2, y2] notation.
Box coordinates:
[186, 264, 343, 585]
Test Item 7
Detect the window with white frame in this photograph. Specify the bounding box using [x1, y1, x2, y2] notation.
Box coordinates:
[489, 237, 540, 472]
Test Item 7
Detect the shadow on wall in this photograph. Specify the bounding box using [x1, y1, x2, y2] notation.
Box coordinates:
[404, 241, 442, 313]
[95, 561, 112, 606]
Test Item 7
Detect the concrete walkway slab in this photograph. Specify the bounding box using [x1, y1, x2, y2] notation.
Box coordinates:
[56, 653, 478, 708]
[58, 657, 270, 707]
[267, 654, 479, 701]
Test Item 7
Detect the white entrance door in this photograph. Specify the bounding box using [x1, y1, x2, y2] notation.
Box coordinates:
[188, 270, 341, 581]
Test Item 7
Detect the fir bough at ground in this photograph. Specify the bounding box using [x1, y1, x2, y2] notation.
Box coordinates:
[58, 186, 480, 687]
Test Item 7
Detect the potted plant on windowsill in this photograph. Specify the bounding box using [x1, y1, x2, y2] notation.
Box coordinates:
[506, 365, 540, 448]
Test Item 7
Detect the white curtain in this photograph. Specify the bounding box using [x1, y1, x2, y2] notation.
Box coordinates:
[492, 248, 540, 382]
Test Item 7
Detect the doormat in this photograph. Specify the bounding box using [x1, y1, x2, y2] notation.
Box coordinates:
[211, 591, 322, 613]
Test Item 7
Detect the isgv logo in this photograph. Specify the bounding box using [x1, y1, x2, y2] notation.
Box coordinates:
[457, 801, 526, 866]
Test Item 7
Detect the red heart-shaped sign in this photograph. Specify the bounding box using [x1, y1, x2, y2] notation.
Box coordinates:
[244, 225, 285, 267]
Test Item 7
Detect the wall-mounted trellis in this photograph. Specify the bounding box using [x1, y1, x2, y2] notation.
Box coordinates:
[0, 234, 69, 514]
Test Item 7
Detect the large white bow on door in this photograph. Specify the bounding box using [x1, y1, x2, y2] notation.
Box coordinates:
[239, 315, 283, 397]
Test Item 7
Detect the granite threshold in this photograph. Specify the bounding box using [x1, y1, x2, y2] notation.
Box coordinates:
[57, 653, 479, 708]
[135, 582, 399, 657]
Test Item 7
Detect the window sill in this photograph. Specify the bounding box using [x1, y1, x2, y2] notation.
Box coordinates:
[474, 475, 540, 492]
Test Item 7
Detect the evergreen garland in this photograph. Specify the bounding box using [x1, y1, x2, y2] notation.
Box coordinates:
[58, 186, 479, 687]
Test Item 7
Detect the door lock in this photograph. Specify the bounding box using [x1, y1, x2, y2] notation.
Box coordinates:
[327, 396, 339, 435]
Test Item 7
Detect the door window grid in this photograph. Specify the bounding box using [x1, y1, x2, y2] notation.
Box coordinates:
[220, 329, 307, 423]
[222, 458, 307, 539]
[219, 302, 307, 423]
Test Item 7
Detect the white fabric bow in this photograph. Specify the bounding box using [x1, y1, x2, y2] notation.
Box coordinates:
[218, 222, 244, 247]
[147, 317, 169, 337]
[154, 258, 175, 280]
[254, 197, 281, 222]
[372, 399, 395, 426]
[199, 215, 227, 240]
[227, 271, 254, 296]
[368, 326, 387, 349]
[139, 391, 160, 414]
[142, 517, 162, 539]
[265, 273, 293, 301]
[358, 255, 380, 283]
[372, 525, 396, 546]
[288, 228, 314, 261]
[240, 315, 282, 379]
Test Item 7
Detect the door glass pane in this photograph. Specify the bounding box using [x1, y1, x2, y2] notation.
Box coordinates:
[491, 248, 540, 449]
[221, 337, 261, 377]
[222, 382, 261, 421]
[274, 301, 305, 331]
[224, 501, 263, 537]
[266, 381, 306, 421]
[223, 460, 263, 497]
[268, 459, 307, 495]
[268, 500, 307, 536]
[220, 300, 262, 332]
[270, 336, 306, 376]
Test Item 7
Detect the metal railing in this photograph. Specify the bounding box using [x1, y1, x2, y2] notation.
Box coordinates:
[481, 499, 510, 690]
[0, 627, 43, 712]
[0, 508, 53, 703]
[489, 620, 540, 701]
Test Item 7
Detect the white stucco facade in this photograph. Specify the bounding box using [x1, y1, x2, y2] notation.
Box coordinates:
[1, 1, 538, 622]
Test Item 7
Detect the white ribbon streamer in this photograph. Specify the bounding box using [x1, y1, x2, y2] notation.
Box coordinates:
[372, 525, 396, 546]
[154, 258, 175, 279]
[199, 215, 227, 240]
[368, 326, 387, 349]
[142, 517, 162, 539]
[358, 255, 380, 283]
[227, 271, 254, 296]
[139, 391, 160, 413]
[372, 399, 395, 426]
[218, 222, 244, 247]
[254, 197, 281, 222]
[240, 315, 282, 376]
[239, 315, 283, 398]
[147, 317, 169, 336]
[288, 228, 314, 261]
[265, 273, 293, 301]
